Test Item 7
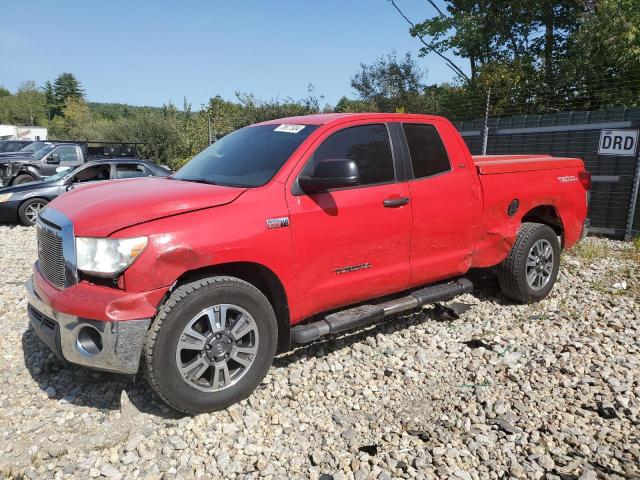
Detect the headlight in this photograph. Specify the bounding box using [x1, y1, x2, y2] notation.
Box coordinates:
[0, 193, 12, 202]
[76, 236, 148, 277]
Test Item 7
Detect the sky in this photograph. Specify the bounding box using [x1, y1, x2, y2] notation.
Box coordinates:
[0, 0, 464, 108]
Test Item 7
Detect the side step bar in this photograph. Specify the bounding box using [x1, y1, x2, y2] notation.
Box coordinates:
[291, 278, 473, 344]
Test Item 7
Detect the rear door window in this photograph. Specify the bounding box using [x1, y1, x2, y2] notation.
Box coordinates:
[115, 163, 153, 179]
[303, 124, 395, 186]
[402, 123, 451, 179]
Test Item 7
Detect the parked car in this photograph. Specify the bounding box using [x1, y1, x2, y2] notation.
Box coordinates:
[26, 113, 590, 413]
[0, 159, 170, 226]
[0, 139, 35, 153]
[0, 141, 142, 186]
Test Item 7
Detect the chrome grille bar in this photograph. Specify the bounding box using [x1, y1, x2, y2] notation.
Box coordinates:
[37, 222, 65, 288]
[36, 208, 78, 289]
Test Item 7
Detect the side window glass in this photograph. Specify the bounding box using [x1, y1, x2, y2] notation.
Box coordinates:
[402, 123, 451, 179]
[115, 164, 150, 179]
[73, 165, 111, 183]
[305, 124, 395, 186]
[56, 146, 79, 165]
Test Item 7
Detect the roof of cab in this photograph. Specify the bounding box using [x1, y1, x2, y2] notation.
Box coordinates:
[255, 112, 443, 126]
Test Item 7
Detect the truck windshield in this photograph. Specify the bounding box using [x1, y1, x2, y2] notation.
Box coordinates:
[32, 145, 55, 160]
[19, 141, 46, 152]
[173, 124, 318, 187]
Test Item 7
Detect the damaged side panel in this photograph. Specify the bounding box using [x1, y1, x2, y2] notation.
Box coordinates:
[471, 165, 587, 268]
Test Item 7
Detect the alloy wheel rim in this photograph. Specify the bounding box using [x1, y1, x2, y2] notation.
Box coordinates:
[25, 202, 45, 223]
[175, 304, 259, 392]
[526, 239, 554, 290]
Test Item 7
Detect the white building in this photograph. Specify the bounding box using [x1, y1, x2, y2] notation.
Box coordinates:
[0, 125, 48, 141]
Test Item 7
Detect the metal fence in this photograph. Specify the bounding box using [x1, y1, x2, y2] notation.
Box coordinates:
[453, 107, 640, 239]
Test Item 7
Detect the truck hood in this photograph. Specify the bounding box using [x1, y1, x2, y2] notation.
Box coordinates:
[0, 151, 33, 158]
[0, 155, 35, 164]
[48, 177, 247, 237]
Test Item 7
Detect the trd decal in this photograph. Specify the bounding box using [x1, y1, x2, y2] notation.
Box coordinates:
[335, 263, 371, 275]
[557, 175, 578, 183]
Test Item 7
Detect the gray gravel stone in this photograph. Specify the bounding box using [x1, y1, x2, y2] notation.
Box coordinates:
[0, 228, 637, 478]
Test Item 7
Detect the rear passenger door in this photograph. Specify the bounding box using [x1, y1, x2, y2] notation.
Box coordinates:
[286, 122, 412, 319]
[400, 121, 483, 286]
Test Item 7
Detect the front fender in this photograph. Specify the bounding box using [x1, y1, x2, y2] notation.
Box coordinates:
[111, 184, 302, 321]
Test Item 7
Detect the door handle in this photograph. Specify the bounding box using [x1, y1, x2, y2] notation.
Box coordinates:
[383, 196, 410, 208]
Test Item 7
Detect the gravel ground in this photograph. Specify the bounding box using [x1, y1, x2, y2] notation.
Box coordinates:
[0, 224, 638, 480]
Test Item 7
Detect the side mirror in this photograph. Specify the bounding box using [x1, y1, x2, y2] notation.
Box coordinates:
[46, 153, 60, 164]
[298, 159, 360, 193]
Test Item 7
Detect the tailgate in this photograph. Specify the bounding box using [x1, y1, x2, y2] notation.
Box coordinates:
[474, 154, 584, 174]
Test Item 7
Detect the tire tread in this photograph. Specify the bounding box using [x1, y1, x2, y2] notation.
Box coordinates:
[142, 276, 272, 414]
[497, 222, 558, 303]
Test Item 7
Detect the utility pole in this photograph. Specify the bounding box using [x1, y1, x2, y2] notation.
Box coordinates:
[202, 103, 213, 145]
[482, 88, 491, 156]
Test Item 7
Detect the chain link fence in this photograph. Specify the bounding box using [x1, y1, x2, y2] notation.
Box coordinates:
[437, 79, 640, 240]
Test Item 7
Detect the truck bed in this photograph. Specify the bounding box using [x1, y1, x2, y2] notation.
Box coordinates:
[473, 154, 583, 174]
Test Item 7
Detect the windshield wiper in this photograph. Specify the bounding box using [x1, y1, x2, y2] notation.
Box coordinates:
[176, 178, 220, 185]
[168, 177, 250, 188]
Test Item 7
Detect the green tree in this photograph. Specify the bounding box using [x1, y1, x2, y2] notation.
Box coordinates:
[43, 81, 55, 120]
[333, 96, 377, 113]
[391, 0, 583, 86]
[14, 81, 47, 125]
[349, 52, 433, 112]
[0, 82, 47, 125]
[561, 0, 640, 108]
[49, 73, 85, 117]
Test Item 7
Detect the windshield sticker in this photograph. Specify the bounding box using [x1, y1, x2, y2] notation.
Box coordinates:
[274, 124, 306, 134]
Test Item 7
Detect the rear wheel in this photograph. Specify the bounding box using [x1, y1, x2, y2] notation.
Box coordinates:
[13, 174, 35, 185]
[498, 222, 560, 303]
[143, 276, 277, 414]
[18, 198, 48, 226]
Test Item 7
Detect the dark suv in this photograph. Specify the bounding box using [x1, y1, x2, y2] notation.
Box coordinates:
[0, 140, 35, 153]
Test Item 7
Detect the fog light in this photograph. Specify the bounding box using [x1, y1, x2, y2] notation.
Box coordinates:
[76, 326, 103, 356]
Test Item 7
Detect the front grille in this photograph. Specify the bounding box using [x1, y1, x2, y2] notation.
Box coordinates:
[37, 223, 66, 288]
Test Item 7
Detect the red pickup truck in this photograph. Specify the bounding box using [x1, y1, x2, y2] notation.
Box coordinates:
[26, 113, 590, 413]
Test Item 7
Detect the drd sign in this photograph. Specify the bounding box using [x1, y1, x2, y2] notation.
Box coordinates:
[598, 129, 638, 156]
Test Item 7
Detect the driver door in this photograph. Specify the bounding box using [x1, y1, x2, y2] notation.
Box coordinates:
[42, 145, 81, 176]
[286, 122, 412, 320]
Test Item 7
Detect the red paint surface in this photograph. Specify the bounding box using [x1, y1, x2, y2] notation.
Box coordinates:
[33, 265, 167, 321]
[38, 113, 589, 325]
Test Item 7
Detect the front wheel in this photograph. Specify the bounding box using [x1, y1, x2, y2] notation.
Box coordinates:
[143, 276, 277, 414]
[498, 222, 561, 303]
[13, 174, 36, 185]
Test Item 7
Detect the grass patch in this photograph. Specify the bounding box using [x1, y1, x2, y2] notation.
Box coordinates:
[569, 241, 610, 262]
[633, 236, 640, 258]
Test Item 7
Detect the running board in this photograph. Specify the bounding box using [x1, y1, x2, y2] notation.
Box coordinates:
[291, 278, 473, 344]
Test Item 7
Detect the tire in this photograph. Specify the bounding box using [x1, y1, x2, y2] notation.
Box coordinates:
[497, 222, 561, 303]
[18, 198, 48, 226]
[143, 276, 278, 414]
[13, 174, 35, 185]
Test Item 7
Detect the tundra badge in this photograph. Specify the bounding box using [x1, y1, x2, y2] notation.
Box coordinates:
[266, 217, 290, 229]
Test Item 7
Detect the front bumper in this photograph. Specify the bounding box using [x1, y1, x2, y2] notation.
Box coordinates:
[26, 277, 151, 374]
